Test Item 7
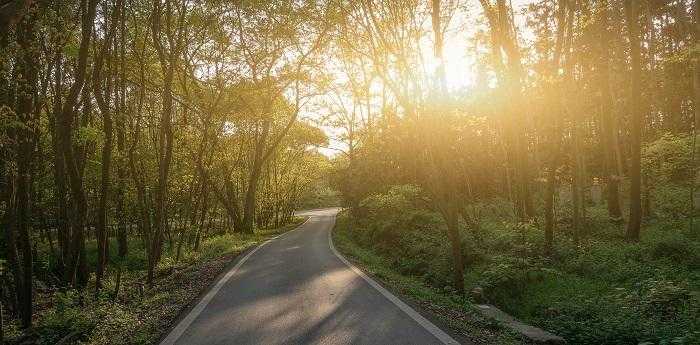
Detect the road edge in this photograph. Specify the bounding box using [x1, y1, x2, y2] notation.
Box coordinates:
[327, 221, 462, 345]
[158, 217, 311, 345]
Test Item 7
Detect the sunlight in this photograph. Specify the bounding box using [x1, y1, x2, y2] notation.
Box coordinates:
[419, 29, 476, 92]
[3, 0, 697, 343]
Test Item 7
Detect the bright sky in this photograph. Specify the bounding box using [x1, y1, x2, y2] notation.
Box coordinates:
[308, 0, 537, 157]
[428, 0, 535, 91]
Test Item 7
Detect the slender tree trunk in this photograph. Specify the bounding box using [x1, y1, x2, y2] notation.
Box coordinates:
[0, 286, 4, 343]
[444, 206, 464, 295]
[599, 0, 622, 220]
[691, 0, 699, 232]
[433, 0, 464, 295]
[544, 0, 567, 254]
[115, 0, 128, 258]
[94, 1, 120, 292]
[149, 0, 179, 285]
[58, 0, 98, 288]
[544, 166, 556, 253]
[624, 0, 643, 241]
[194, 187, 208, 252]
[50, 33, 70, 275]
[11, 9, 39, 327]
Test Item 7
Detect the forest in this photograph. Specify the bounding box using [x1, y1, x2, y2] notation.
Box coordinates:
[1, 0, 699, 344]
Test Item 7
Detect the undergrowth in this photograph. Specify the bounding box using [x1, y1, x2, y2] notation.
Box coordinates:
[337, 184, 700, 345]
[3, 219, 304, 345]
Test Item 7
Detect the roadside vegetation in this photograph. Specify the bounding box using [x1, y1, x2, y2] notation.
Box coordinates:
[323, 1, 700, 344]
[3, 219, 303, 345]
[333, 182, 699, 344]
[1, 0, 332, 342]
[3, 0, 700, 344]
[333, 211, 528, 345]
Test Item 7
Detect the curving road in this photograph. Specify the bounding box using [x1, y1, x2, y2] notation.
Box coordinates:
[160, 208, 460, 345]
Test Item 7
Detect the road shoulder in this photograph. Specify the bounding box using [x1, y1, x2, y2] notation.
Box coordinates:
[157, 218, 309, 345]
[331, 211, 530, 345]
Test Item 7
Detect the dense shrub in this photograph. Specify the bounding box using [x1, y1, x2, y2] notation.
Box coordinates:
[350, 185, 457, 287]
[343, 193, 700, 345]
[642, 133, 694, 184]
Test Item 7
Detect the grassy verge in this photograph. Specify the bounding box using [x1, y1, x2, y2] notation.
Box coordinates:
[3, 218, 306, 345]
[332, 211, 528, 345]
[336, 184, 700, 345]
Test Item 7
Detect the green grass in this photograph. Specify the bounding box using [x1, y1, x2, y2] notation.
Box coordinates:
[4, 219, 306, 345]
[335, 185, 700, 345]
[332, 211, 528, 345]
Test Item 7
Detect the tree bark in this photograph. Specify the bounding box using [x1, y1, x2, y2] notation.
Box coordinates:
[57, 0, 98, 287]
[599, 0, 623, 220]
[3, 8, 40, 328]
[148, 0, 182, 285]
[624, 0, 643, 241]
[93, 0, 121, 292]
[444, 206, 464, 295]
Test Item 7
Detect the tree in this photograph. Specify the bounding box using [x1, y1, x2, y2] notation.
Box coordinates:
[93, 0, 123, 293]
[56, 0, 99, 288]
[147, 0, 187, 286]
[479, 0, 535, 220]
[599, 0, 623, 220]
[624, 0, 643, 241]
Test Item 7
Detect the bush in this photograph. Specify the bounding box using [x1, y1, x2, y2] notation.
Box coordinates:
[342, 187, 700, 345]
[642, 133, 694, 184]
[647, 233, 698, 267]
[351, 185, 457, 287]
[357, 184, 431, 249]
[651, 184, 693, 219]
[37, 291, 95, 344]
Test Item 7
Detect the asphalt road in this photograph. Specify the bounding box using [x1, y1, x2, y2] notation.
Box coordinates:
[160, 208, 459, 345]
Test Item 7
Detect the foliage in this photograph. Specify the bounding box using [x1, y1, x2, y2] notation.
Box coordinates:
[342, 191, 700, 345]
[3, 220, 304, 345]
[642, 133, 695, 185]
[332, 212, 526, 345]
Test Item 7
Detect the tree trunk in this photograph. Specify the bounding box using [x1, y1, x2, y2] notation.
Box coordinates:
[241, 137, 266, 234]
[544, 166, 556, 253]
[599, 0, 622, 220]
[148, 0, 179, 285]
[692, 0, 699, 232]
[624, 0, 643, 241]
[0, 287, 4, 343]
[194, 183, 209, 252]
[444, 206, 464, 295]
[58, 0, 98, 288]
[50, 32, 70, 275]
[543, 0, 567, 254]
[93, 1, 120, 292]
[115, 0, 128, 258]
[10, 10, 39, 328]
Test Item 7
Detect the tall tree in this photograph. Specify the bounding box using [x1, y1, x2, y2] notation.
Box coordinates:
[2, 3, 40, 328]
[544, 0, 568, 253]
[148, 0, 186, 285]
[624, 0, 643, 241]
[57, 0, 98, 287]
[599, 0, 622, 220]
[479, 0, 534, 220]
[93, 0, 122, 292]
